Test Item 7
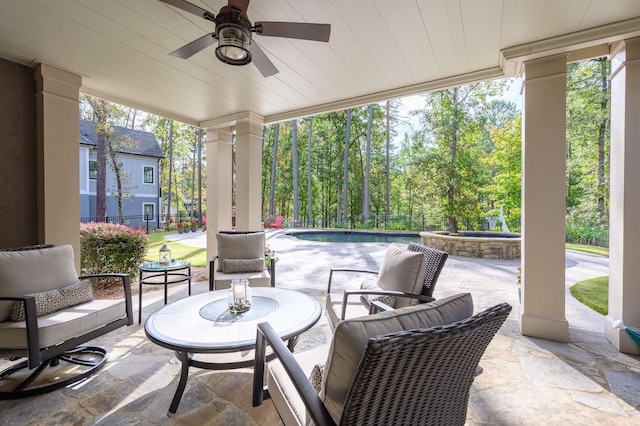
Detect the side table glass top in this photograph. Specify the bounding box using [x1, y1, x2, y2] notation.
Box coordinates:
[140, 259, 190, 271]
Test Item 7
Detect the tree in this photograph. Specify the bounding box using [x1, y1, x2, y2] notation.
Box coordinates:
[86, 97, 110, 221]
[307, 117, 314, 226]
[291, 119, 300, 226]
[342, 109, 352, 226]
[363, 104, 373, 223]
[269, 123, 279, 219]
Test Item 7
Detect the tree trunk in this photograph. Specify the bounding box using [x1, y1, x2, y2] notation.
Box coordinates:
[166, 120, 174, 225]
[197, 129, 203, 226]
[88, 98, 109, 222]
[307, 117, 313, 226]
[189, 130, 197, 223]
[292, 119, 300, 226]
[597, 58, 609, 218]
[448, 88, 459, 233]
[364, 104, 373, 223]
[269, 123, 279, 218]
[343, 109, 352, 226]
[385, 101, 391, 221]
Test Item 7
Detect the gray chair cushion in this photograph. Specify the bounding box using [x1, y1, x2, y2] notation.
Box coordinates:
[0, 245, 79, 322]
[0, 299, 126, 349]
[216, 232, 265, 272]
[321, 292, 474, 424]
[373, 244, 428, 308]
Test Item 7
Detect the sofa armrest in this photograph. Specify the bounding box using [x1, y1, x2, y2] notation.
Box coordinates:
[326, 268, 378, 293]
[340, 289, 435, 320]
[0, 295, 41, 368]
[253, 322, 336, 426]
[80, 273, 133, 326]
[267, 254, 276, 287]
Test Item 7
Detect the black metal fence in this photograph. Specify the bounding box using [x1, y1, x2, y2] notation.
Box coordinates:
[282, 214, 521, 233]
[80, 214, 205, 234]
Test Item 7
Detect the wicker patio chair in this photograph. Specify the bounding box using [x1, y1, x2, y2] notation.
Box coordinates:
[326, 242, 448, 329]
[0, 244, 133, 399]
[254, 293, 511, 426]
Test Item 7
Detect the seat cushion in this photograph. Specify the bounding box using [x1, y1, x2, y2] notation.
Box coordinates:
[0, 299, 126, 349]
[376, 244, 428, 308]
[321, 292, 474, 424]
[0, 245, 79, 322]
[268, 344, 330, 426]
[325, 292, 372, 331]
[216, 232, 265, 272]
[213, 270, 271, 290]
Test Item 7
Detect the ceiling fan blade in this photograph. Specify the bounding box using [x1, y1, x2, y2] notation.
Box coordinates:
[248, 43, 278, 77]
[255, 22, 330, 42]
[228, 0, 250, 16]
[159, 0, 215, 21]
[170, 34, 217, 59]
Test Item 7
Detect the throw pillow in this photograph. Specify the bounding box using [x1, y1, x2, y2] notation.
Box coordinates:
[309, 362, 326, 393]
[9, 279, 94, 322]
[222, 258, 265, 273]
[376, 244, 428, 308]
[358, 279, 396, 309]
[216, 232, 265, 272]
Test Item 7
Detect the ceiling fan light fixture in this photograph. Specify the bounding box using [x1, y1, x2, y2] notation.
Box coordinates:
[216, 24, 251, 65]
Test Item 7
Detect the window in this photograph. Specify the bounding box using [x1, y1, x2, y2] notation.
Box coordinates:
[143, 204, 155, 219]
[89, 160, 97, 180]
[143, 166, 154, 184]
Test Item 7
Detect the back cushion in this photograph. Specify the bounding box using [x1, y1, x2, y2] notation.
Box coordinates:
[216, 232, 265, 272]
[0, 245, 79, 322]
[321, 292, 474, 424]
[376, 244, 428, 308]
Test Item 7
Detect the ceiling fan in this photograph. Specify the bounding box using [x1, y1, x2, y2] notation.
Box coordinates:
[159, 0, 331, 77]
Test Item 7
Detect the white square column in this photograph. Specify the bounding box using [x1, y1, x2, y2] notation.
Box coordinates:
[521, 55, 569, 342]
[34, 64, 82, 271]
[605, 38, 640, 354]
[205, 127, 233, 258]
[235, 119, 264, 231]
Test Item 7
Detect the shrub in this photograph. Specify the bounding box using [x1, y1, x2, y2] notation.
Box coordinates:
[80, 222, 149, 281]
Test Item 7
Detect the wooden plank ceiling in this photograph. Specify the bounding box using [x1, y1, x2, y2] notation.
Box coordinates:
[1, 0, 639, 126]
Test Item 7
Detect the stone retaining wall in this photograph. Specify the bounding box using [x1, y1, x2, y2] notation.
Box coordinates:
[420, 231, 521, 259]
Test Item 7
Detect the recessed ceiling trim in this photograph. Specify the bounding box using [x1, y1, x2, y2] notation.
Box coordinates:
[262, 67, 505, 125]
[501, 16, 640, 75]
[81, 87, 200, 127]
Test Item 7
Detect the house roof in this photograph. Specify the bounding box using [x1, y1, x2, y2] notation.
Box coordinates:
[2, 1, 640, 127]
[79, 120, 164, 159]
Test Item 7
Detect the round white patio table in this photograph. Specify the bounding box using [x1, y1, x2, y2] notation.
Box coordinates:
[144, 287, 321, 415]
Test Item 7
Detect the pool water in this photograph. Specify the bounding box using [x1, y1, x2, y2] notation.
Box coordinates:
[287, 230, 422, 244]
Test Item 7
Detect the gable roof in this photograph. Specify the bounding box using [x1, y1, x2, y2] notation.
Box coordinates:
[79, 120, 164, 159]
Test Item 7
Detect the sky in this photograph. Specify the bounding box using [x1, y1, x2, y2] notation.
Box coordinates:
[392, 76, 523, 143]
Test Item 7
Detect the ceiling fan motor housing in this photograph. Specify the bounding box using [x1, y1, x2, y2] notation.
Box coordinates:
[215, 6, 253, 65]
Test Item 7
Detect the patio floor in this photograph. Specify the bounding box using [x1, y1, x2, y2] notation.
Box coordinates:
[1, 230, 639, 425]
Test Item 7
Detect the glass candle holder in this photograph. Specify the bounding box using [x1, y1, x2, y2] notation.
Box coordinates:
[228, 279, 251, 313]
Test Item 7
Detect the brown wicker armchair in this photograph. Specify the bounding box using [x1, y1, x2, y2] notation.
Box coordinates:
[326, 242, 448, 330]
[254, 293, 511, 426]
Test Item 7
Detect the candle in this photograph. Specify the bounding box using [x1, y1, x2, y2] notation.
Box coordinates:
[233, 281, 245, 300]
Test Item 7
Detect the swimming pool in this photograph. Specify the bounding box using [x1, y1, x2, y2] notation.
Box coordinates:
[286, 230, 422, 244]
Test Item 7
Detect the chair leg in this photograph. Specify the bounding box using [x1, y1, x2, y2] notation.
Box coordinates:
[0, 346, 108, 400]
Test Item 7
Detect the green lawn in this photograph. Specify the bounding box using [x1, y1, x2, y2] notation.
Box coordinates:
[570, 276, 608, 315]
[145, 231, 208, 267]
[566, 243, 609, 257]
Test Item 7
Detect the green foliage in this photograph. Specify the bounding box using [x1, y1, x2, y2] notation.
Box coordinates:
[570, 276, 608, 315]
[80, 222, 149, 279]
[566, 200, 609, 247]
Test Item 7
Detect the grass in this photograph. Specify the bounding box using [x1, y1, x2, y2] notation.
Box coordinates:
[570, 276, 608, 315]
[566, 243, 609, 257]
[145, 231, 208, 267]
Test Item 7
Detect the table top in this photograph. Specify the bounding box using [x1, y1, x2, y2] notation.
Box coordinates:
[140, 259, 190, 271]
[144, 287, 322, 353]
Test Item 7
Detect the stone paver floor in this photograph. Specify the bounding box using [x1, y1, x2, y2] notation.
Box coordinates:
[1, 230, 639, 425]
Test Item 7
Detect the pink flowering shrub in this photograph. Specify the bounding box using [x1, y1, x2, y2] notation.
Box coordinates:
[80, 222, 148, 279]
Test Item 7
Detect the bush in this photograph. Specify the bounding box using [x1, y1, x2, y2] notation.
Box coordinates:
[80, 222, 149, 280]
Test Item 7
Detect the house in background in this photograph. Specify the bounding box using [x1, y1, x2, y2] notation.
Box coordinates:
[79, 120, 163, 228]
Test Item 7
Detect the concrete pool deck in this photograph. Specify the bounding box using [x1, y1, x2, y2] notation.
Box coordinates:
[2, 229, 639, 425]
